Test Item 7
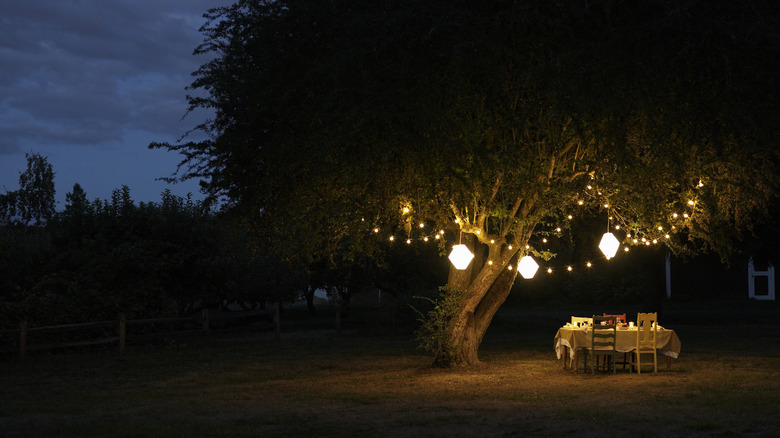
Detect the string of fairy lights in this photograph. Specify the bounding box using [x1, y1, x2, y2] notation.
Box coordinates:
[364, 176, 705, 279]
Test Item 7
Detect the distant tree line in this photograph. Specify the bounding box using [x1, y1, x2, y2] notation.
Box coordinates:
[0, 154, 447, 330]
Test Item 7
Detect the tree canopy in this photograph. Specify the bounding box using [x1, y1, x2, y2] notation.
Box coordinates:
[154, 0, 780, 366]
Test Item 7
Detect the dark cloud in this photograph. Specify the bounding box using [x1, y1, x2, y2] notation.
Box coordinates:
[0, 0, 223, 203]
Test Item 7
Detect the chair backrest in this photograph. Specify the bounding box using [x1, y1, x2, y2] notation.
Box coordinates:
[636, 312, 658, 349]
[591, 315, 617, 350]
[571, 316, 593, 326]
[603, 313, 627, 324]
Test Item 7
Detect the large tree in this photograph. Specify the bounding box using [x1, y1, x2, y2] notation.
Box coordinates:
[153, 0, 780, 366]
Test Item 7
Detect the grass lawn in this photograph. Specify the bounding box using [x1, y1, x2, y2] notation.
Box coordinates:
[1, 306, 779, 437]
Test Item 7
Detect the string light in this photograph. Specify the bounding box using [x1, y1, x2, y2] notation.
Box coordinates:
[363, 176, 704, 278]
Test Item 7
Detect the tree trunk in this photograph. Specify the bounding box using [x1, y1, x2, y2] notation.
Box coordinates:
[305, 286, 317, 316]
[434, 236, 519, 367]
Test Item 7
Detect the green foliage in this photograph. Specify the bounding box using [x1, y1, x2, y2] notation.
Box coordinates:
[156, 0, 779, 268]
[0, 153, 56, 225]
[0, 180, 289, 328]
[150, 0, 780, 363]
[412, 287, 466, 361]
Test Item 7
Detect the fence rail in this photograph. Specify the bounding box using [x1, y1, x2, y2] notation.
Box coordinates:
[0, 308, 278, 359]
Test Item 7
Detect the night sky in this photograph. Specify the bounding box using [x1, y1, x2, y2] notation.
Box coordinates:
[1, 1, 227, 206]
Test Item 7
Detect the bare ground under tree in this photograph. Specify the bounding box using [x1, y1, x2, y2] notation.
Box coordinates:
[1, 306, 779, 437]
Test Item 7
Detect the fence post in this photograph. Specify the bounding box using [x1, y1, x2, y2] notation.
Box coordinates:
[274, 302, 281, 343]
[19, 320, 27, 360]
[202, 308, 210, 337]
[335, 299, 341, 333]
[118, 314, 126, 355]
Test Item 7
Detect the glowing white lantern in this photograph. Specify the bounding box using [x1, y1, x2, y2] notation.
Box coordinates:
[599, 232, 620, 260]
[448, 244, 474, 270]
[517, 256, 539, 279]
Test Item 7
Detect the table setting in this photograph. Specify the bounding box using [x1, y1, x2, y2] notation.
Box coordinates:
[554, 316, 681, 372]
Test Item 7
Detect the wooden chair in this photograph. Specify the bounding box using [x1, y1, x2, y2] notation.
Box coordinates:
[630, 312, 658, 374]
[587, 315, 617, 374]
[567, 317, 592, 371]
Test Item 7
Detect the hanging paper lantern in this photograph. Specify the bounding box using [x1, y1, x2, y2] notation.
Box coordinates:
[448, 244, 474, 270]
[599, 232, 620, 260]
[517, 256, 539, 279]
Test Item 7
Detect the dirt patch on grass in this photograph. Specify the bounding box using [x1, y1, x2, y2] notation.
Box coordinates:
[2, 316, 780, 437]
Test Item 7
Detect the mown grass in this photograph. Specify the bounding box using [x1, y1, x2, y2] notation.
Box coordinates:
[1, 308, 780, 437]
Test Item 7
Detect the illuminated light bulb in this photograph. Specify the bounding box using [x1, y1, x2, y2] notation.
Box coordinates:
[435, 235, 440, 240]
[671, 226, 677, 230]
[361, 218, 365, 222]
[599, 232, 620, 260]
[490, 239, 495, 244]
[603, 204, 610, 209]
[698, 181, 704, 187]
[641, 237, 647, 242]
[508, 245, 513, 250]
[547, 267, 553, 274]
[476, 230, 481, 235]
[389, 236, 395, 241]
[665, 234, 670, 239]
[525, 244, 530, 249]
[374, 228, 380, 233]
[542, 238, 548, 243]
[448, 244, 474, 270]
[578, 200, 584, 205]
[488, 260, 493, 265]
[587, 185, 593, 190]
[652, 239, 658, 244]
[658, 226, 663, 231]
[556, 227, 562, 233]
[567, 266, 573, 272]
[440, 230, 445, 235]
[645, 241, 651, 246]
[406, 239, 412, 244]
[586, 261, 592, 268]
[624, 247, 630, 252]
[615, 225, 621, 230]
[517, 256, 539, 279]
[683, 213, 689, 218]
[567, 215, 573, 220]
[419, 223, 425, 228]
[688, 200, 695, 205]
[672, 213, 679, 218]
[507, 265, 513, 270]
[633, 239, 638, 244]
[424, 237, 429, 242]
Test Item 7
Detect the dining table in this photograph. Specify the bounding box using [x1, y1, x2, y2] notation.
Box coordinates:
[554, 323, 682, 372]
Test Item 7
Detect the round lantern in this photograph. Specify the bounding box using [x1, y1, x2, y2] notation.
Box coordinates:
[448, 244, 474, 270]
[517, 256, 539, 279]
[599, 232, 620, 260]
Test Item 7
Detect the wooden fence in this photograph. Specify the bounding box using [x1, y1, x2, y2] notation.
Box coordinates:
[0, 306, 279, 360]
